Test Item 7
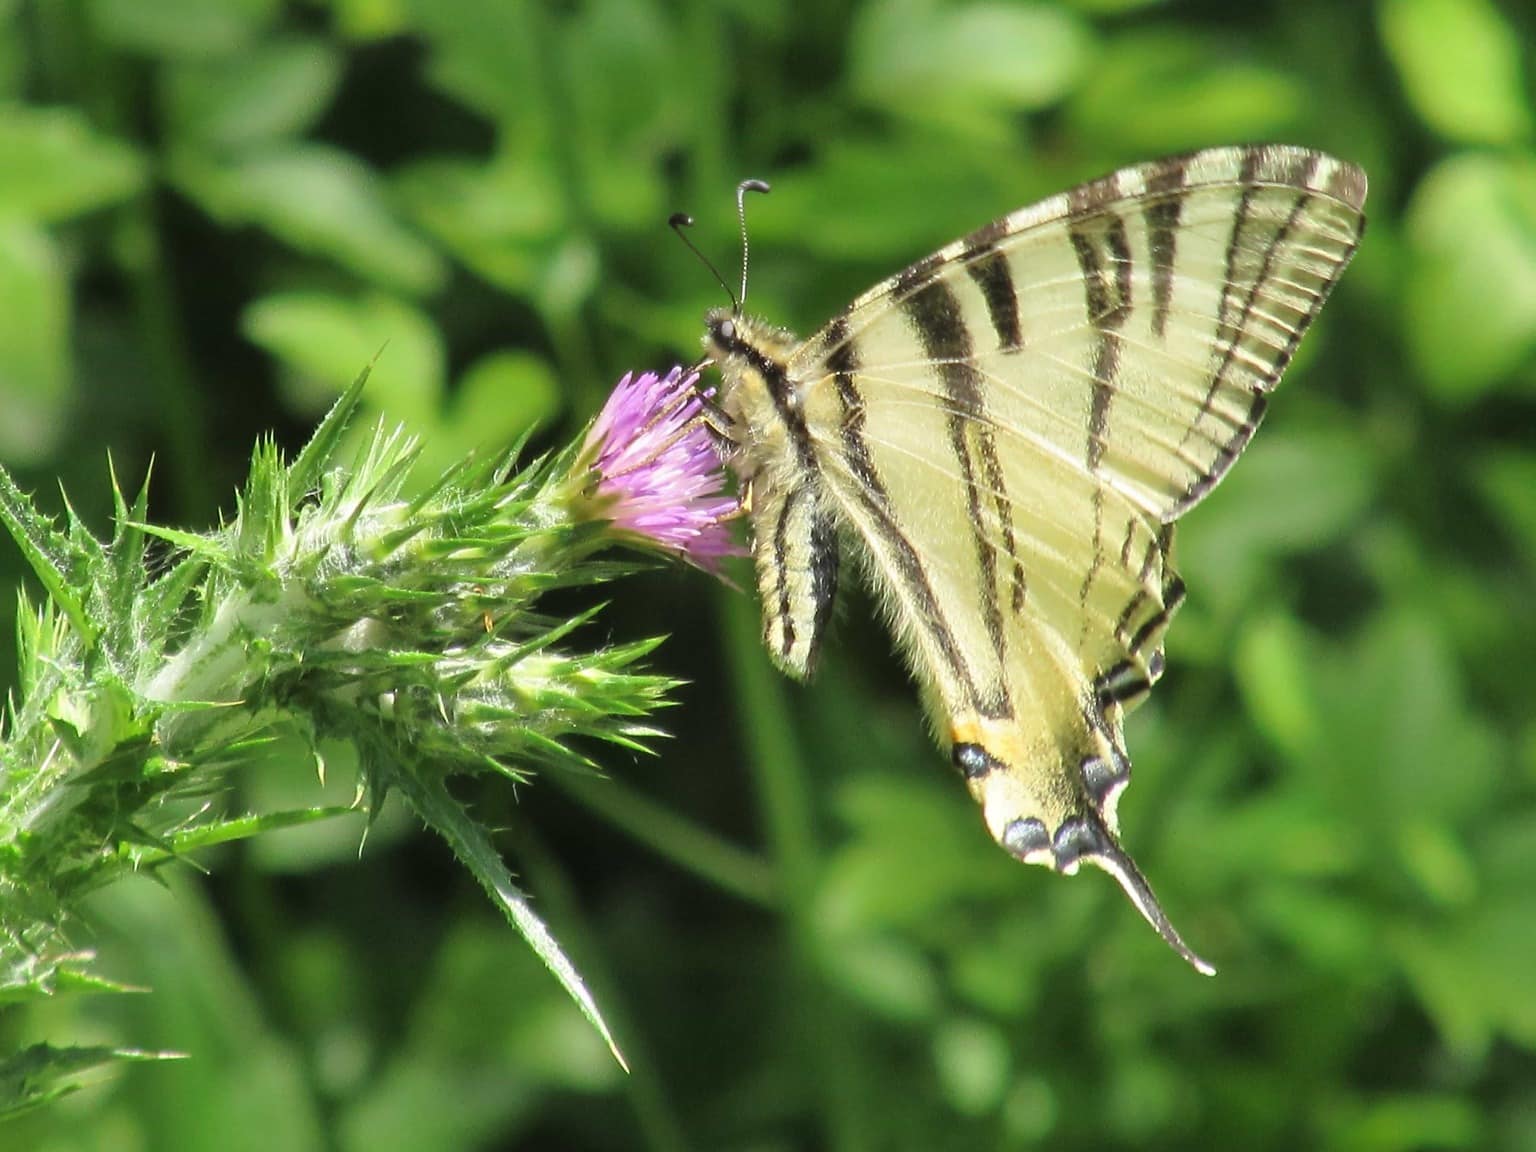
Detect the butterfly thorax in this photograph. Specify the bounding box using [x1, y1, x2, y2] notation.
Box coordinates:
[703, 309, 805, 455]
[704, 307, 844, 682]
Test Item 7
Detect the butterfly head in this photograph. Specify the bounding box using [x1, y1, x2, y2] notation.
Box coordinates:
[702, 307, 741, 360]
[702, 309, 802, 405]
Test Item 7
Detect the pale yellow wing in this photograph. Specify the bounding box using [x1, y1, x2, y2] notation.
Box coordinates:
[786, 145, 1366, 968]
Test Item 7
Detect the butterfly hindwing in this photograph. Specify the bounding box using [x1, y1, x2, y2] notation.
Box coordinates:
[706, 144, 1367, 970]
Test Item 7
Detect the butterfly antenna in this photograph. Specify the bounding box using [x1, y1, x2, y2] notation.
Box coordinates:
[669, 212, 738, 311]
[736, 179, 770, 307]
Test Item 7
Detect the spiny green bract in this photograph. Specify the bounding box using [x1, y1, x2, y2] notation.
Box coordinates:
[0, 369, 700, 1106]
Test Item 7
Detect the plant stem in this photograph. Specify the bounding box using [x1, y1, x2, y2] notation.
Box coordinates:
[546, 769, 776, 908]
[504, 811, 692, 1152]
[718, 590, 869, 1152]
[56, 0, 212, 523]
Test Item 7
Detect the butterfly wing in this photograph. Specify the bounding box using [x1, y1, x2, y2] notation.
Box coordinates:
[786, 145, 1366, 967]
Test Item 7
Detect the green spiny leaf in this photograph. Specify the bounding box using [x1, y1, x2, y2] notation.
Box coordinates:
[384, 756, 627, 1070]
[237, 438, 290, 562]
[288, 363, 370, 497]
[503, 603, 608, 663]
[136, 551, 209, 654]
[131, 522, 224, 560]
[0, 1043, 181, 1120]
[105, 456, 153, 668]
[0, 464, 98, 649]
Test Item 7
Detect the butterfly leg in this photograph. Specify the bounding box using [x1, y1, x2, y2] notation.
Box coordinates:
[749, 477, 840, 681]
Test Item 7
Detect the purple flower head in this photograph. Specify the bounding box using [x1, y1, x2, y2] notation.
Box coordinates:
[574, 367, 744, 573]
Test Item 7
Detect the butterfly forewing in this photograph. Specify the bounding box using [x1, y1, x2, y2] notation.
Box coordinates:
[798, 147, 1367, 521]
[707, 144, 1366, 971]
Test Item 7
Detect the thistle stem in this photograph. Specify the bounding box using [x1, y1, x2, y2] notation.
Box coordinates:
[719, 591, 870, 1152]
[547, 769, 777, 908]
[502, 810, 692, 1152]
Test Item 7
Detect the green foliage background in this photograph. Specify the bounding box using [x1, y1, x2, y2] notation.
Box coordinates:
[3, 0, 1535, 1148]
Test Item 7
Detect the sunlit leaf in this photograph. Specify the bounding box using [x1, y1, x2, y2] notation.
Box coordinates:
[321, 0, 410, 39]
[1379, 0, 1532, 145]
[393, 155, 564, 295]
[164, 38, 343, 149]
[1403, 151, 1536, 401]
[171, 144, 446, 295]
[932, 1015, 1012, 1117]
[0, 221, 69, 466]
[852, 0, 1092, 124]
[242, 291, 445, 423]
[400, 0, 543, 125]
[0, 106, 145, 221]
[1068, 30, 1307, 153]
[88, 0, 279, 58]
[450, 352, 562, 444]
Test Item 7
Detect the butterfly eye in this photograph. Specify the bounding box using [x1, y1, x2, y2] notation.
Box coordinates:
[718, 318, 736, 343]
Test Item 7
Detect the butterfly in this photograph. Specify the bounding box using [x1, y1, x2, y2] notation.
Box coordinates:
[699, 145, 1367, 971]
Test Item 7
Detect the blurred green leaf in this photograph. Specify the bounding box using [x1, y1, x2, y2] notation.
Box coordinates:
[750, 135, 1027, 266]
[1395, 820, 1536, 1054]
[1396, 889, 1536, 1056]
[1198, 794, 1359, 884]
[88, 0, 279, 59]
[561, 0, 680, 229]
[79, 877, 328, 1150]
[819, 773, 1015, 935]
[242, 291, 445, 424]
[402, 0, 543, 127]
[1061, 0, 1166, 10]
[1313, 615, 1500, 836]
[0, 1, 23, 98]
[818, 935, 941, 1023]
[1104, 1058, 1183, 1141]
[0, 220, 68, 466]
[1067, 30, 1307, 153]
[1246, 885, 1378, 970]
[1178, 423, 1376, 615]
[1234, 613, 1323, 763]
[1475, 449, 1536, 569]
[1379, 0, 1532, 145]
[1001, 1076, 1059, 1144]
[851, 0, 1092, 129]
[339, 921, 616, 1152]
[449, 351, 561, 443]
[1324, 1091, 1484, 1152]
[393, 155, 563, 295]
[1403, 151, 1536, 402]
[932, 1015, 1012, 1117]
[0, 105, 145, 221]
[171, 144, 446, 295]
[163, 38, 343, 150]
[410, 350, 564, 480]
[323, 0, 410, 39]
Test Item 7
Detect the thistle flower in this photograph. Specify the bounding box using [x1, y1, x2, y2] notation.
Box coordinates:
[0, 364, 749, 1101]
[569, 366, 744, 573]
